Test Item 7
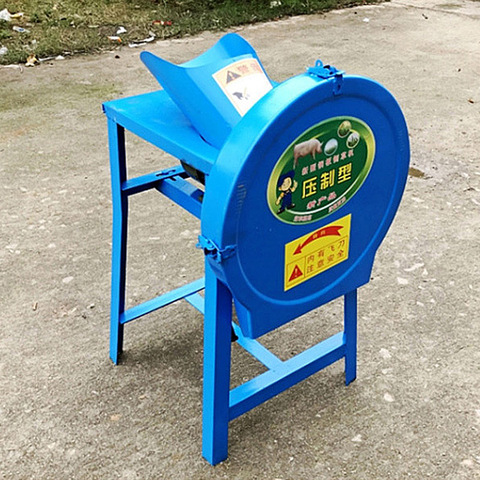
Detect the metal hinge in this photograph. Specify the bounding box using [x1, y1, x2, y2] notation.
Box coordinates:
[197, 235, 236, 263]
[307, 60, 344, 96]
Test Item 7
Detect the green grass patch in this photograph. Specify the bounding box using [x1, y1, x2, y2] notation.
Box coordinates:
[0, 0, 383, 64]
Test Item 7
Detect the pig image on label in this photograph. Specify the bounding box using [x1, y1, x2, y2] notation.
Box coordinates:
[293, 138, 323, 167]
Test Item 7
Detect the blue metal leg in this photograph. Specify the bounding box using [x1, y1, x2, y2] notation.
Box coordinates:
[108, 119, 128, 365]
[344, 289, 357, 385]
[202, 262, 232, 465]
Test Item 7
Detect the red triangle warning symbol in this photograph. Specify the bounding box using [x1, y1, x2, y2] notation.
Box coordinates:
[226, 70, 241, 83]
[289, 264, 303, 282]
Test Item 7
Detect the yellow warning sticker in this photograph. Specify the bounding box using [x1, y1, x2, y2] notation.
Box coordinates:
[284, 214, 351, 291]
[212, 58, 273, 116]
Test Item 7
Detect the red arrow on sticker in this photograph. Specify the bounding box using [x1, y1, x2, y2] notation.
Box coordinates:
[294, 225, 343, 255]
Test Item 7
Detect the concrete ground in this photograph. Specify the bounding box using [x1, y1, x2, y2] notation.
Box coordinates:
[1, 0, 479, 478]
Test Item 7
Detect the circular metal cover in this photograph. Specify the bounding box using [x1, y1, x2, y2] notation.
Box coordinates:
[202, 73, 409, 338]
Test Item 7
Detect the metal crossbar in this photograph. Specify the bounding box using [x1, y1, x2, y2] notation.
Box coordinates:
[120, 278, 206, 324]
[229, 332, 345, 420]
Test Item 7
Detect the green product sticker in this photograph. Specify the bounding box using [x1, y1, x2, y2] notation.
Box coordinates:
[267, 117, 375, 224]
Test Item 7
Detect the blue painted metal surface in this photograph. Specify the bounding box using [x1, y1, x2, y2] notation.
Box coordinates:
[103, 33, 409, 466]
[232, 323, 283, 371]
[141, 33, 273, 149]
[107, 120, 127, 365]
[105, 160, 205, 364]
[344, 289, 358, 385]
[121, 278, 205, 324]
[202, 262, 232, 465]
[102, 90, 218, 175]
[201, 73, 409, 339]
[229, 331, 346, 421]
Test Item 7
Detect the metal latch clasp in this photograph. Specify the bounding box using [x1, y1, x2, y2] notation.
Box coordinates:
[197, 235, 236, 263]
[307, 60, 344, 95]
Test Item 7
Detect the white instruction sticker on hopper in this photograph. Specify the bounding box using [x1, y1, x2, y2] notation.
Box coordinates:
[213, 58, 273, 116]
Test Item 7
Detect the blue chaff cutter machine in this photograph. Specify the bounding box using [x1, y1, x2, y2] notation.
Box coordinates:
[103, 33, 409, 465]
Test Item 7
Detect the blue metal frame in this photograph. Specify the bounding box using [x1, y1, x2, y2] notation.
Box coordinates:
[104, 92, 358, 465]
[103, 31, 410, 464]
[107, 155, 205, 363]
[108, 119, 127, 365]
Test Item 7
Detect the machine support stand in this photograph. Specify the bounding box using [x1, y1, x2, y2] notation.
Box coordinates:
[344, 289, 357, 386]
[101, 33, 411, 459]
[202, 262, 233, 465]
[104, 109, 360, 462]
[108, 120, 128, 365]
